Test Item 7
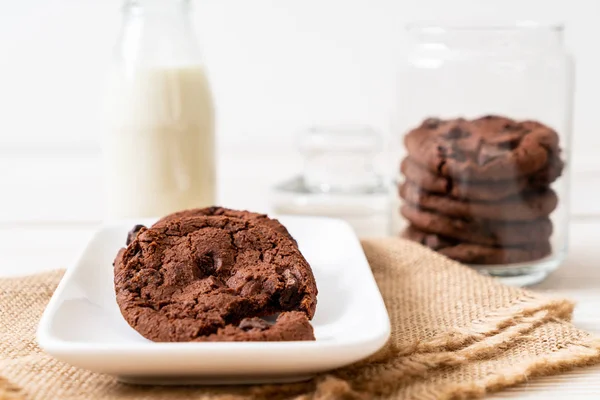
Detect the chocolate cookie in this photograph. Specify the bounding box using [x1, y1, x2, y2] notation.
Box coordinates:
[400, 205, 553, 246]
[404, 116, 560, 181]
[400, 156, 563, 201]
[402, 226, 552, 265]
[151, 206, 296, 245]
[114, 215, 317, 342]
[399, 182, 558, 221]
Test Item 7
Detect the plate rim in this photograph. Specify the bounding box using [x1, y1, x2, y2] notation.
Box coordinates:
[36, 215, 391, 373]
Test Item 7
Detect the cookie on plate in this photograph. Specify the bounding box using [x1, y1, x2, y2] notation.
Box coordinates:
[402, 226, 552, 265]
[114, 215, 317, 342]
[399, 182, 558, 221]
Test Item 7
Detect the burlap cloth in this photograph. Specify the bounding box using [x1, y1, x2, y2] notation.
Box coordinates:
[1, 238, 600, 400]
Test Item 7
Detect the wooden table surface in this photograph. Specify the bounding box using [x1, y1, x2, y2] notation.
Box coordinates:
[1, 218, 599, 398]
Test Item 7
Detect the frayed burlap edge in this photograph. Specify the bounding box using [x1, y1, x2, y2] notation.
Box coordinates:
[392, 296, 573, 356]
[0, 376, 21, 400]
[339, 302, 571, 389]
[281, 338, 600, 400]
[418, 338, 600, 400]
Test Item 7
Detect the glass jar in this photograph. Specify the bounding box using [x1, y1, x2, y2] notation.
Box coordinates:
[102, 0, 216, 219]
[393, 22, 573, 286]
[271, 126, 391, 237]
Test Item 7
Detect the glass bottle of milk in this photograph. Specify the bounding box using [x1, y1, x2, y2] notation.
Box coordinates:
[103, 0, 215, 219]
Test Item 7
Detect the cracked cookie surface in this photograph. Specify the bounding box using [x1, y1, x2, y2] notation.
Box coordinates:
[151, 206, 296, 245]
[114, 215, 317, 342]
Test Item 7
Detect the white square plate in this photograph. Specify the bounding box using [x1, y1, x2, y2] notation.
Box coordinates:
[37, 216, 390, 384]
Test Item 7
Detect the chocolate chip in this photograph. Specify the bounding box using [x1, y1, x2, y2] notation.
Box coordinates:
[422, 118, 441, 129]
[280, 269, 302, 308]
[444, 127, 471, 140]
[195, 251, 229, 277]
[126, 224, 146, 245]
[239, 318, 271, 331]
[194, 252, 213, 276]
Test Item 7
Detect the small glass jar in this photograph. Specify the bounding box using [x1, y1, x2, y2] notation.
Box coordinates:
[271, 126, 391, 237]
[393, 22, 574, 286]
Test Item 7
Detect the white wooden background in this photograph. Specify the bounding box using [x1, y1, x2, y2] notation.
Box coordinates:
[1, 0, 600, 223]
[1, 0, 600, 398]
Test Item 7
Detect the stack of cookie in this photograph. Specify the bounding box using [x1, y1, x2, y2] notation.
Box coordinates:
[399, 115, 564, 265]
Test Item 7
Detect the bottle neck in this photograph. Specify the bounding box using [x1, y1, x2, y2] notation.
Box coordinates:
[117, 0, 201, 68]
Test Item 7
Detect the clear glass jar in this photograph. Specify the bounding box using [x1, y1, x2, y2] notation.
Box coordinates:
[271, 126, 391, 237]
[393, 22, 573, 286]
[102, 0, 216, 219]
